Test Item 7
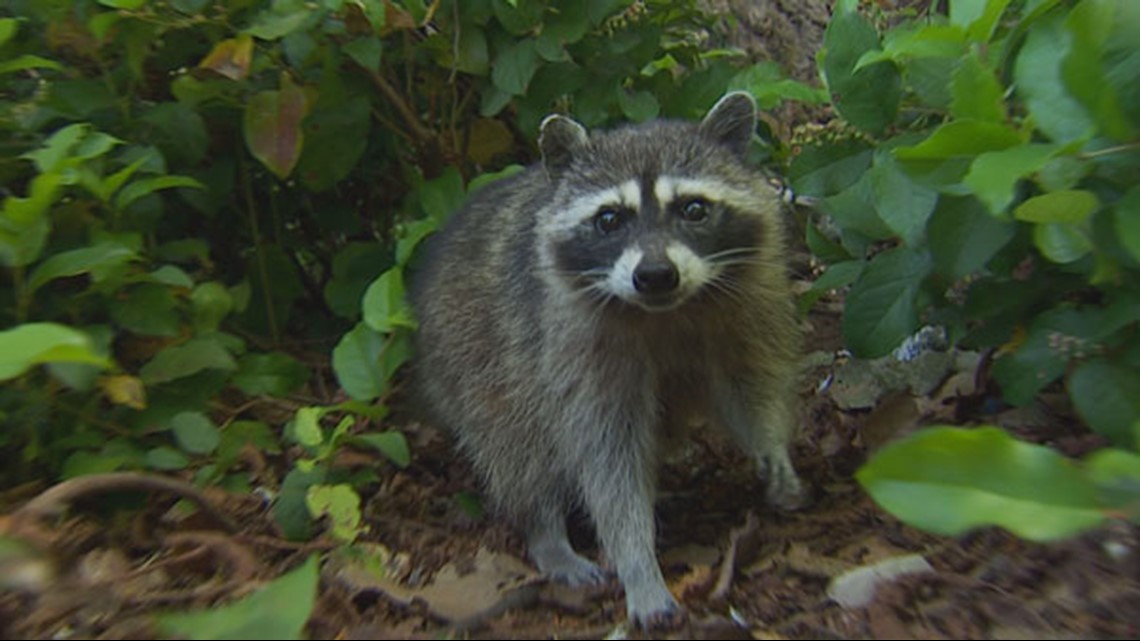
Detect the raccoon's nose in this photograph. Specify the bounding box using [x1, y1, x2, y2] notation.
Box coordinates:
[632, 260, 680, 295]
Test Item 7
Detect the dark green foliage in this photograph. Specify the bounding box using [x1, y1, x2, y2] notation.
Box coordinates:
[808, 0, 1140, 539]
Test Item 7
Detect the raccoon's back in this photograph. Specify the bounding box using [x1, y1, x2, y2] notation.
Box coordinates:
[407, 168, 550, 428]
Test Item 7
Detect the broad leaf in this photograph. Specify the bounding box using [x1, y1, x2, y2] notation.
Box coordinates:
[27, 243, 137, 294]
[1013, 190, 1100, 224]
[352, 431, 411, 468]
[964, 144, 1059, 215]
[842, 247, 932, 358]
[198, 35, 253, 80]
[170, 411, 220, 455]
[156, 556, 318, 640]
[821, 8, 900, 134]
[232, 352, 310, 396]
[140, 338, 237, 385]
[362, 269, 415, 333]
[0, 323, 111, 381]
[1069, 359, 1140, 446]
[926, 196, 1016, 279]
[857, 426, 1105, 541]
[331, 322, 387, 401]
[243, 74, 310, 179]
[1014, 12, 1095, 143]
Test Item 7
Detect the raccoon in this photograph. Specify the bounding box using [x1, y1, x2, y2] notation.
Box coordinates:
[408, 92, 804, 628]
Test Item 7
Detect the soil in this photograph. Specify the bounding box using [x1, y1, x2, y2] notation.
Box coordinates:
[3, 2, 1139, 639]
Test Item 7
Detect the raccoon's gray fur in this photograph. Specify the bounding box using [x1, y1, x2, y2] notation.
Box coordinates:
[408, 92, 804, 628]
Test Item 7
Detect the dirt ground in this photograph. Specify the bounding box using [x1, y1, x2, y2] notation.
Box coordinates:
[3, 1, 1139, 639]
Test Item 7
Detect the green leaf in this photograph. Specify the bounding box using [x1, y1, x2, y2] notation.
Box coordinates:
[0, 323, 112, 381]
[274, 467, 326, 540]
[491, 38, 540, 95]
[343, 36, 382, 70]
[926, 196, 1016, 279]
[232, 353, 311, 396]
[820, 174, 894, 241]
[1084, 448, 1140, 509]
[414, 166, 466, 222]
[1114, 186, 1140, 262]
[950, 52, 1005, 123]
[297, 96, 371, 192]
[1062, 0, 1133, 141]
[842, 247, 932, 358]
[332, 323, 387, 401]
[799, 259, 863, 314]
[171, 411, 221, 455]
[306, 484, 363, 543]
[156, 556, 318, 640]
[821, 9, 901, 134]
[115, 175, 204, 212]
[991, 308, 1093, 405]
[145, 446, 191, 470]
[1069, 359, 1140, 446]
[1014, 190, 1100, 224]
[538, 3, 590, 53]
[140, 338, 237, 385]
[466, 164, 525, 196]
[27, 243, 137, 294]
[99, 0, 147, 8]
[246, 5, 316, 40]
[617, 89, 660, 122]
[964, 144, 1059, 215]
[0, 18, 17, 47]
[140, 102, 209, 167]
[492, 0, 544, 34]
[455, 25, 490, 75]
[951, 0, 1012, 41]
[895, 120, 1021, 160]
[1033, 222, 1094, 263]
[292, 407, 325, 449]
[362, 269, 415, 333]
[243, 74, 310, 180]
[729, 63, 829, 109]
[323, 243, 391, 319]
[1013, 12, 1095, 144]
[868, 151, 938, 246]
[856, 426, 1104, 541]
[147, 265, 194, 289]
[190, 282, 234, 332]
[352, 431, 411, 467]
[855, 24, 967, 70]
[788, 138, 873, 198]
[23, 123, 88, 174]
[110, 284, 181, 336]
[0, 54, 64, 75]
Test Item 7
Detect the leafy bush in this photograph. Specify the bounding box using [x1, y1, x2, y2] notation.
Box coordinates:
[795, 0, 1140, 538]
[1, 0, 824, 537]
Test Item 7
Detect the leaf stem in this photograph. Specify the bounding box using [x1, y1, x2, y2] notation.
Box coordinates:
[241, 159, 280, 346]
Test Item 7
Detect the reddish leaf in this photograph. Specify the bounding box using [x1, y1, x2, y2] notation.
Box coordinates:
[198, 34, 252, 81]
[243, 73, 311, 180]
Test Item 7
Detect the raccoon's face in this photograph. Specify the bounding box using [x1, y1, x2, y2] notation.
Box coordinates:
[536, 92, 781, 313]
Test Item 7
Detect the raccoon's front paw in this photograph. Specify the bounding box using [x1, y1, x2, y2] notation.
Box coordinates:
[533, 548, 608, 587]
[627, 587, 685, 631]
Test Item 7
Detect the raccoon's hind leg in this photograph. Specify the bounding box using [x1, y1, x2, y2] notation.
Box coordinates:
[713, 375, 806, 511]
[524, 503, 607, 586]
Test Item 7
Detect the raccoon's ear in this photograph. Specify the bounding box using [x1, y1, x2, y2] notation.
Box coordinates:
[539, 114, 589, 178]
[699, 91, 757, 158]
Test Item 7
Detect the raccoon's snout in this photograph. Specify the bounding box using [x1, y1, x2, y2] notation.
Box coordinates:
[632, 260, 680, 295]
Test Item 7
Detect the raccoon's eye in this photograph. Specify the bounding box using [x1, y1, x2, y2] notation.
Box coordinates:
[594, 208, 625, 234]
[680, 198, 710, 223]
